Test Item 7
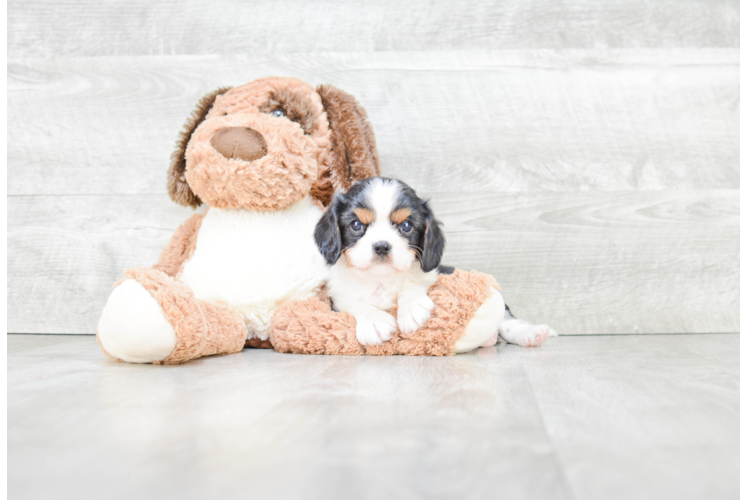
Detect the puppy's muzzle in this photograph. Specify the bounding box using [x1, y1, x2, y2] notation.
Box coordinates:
[211, 127, 267, 162]
[373, 241, 391, 257]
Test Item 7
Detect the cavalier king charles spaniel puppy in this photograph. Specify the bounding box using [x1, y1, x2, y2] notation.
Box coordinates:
[314, 177, 451, 346]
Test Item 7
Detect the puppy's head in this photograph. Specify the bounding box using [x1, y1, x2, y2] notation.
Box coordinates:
[315, 177, 445, 275]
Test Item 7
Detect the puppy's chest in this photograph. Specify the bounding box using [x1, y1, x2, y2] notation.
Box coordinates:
[180, 199, 327, 312]
[369, 282, 400, 310]
[328, 266, 409, 312]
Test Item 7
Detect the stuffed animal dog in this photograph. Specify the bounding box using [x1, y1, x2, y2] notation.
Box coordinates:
[97, 77, 380, 363]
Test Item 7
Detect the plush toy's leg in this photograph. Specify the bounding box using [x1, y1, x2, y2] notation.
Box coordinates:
[97, 268, 246, 364]
[450, 287, 504, 353]
[495, 304, 558, 347]
[270, 270, 505, 356]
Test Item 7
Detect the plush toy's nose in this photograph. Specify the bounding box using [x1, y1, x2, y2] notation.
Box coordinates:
[210, 127, 267, 162]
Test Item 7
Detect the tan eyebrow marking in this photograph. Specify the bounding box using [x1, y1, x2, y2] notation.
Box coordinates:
[353, 208, 374, 225]
[391, 208, 412, 224]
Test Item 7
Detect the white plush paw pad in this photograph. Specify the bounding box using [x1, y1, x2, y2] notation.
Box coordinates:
[98, 279, 177, 363]
[356, 310, 398, 346]
[397, 294, 434, 334]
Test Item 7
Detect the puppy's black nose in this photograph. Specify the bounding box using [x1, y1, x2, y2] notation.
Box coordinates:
[373, 241, 391, 256]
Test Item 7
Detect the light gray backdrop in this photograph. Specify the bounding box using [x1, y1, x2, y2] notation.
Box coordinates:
[8, 0, 739, 335]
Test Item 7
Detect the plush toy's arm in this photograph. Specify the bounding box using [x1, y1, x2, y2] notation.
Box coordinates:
[152, 213, 203, 278]
[270, 269, 503, 356]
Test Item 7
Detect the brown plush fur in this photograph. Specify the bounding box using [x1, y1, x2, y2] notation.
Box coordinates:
[169, 87, 233, 208]
[166, 77, 379, 210]
[118, 267, 246, 364]
[245, 338, 274, 349]
[312, 84, 381, 206]
[152, 213, 204, 277]
[270, 269, 498, 356]
[185, 111, 319, 210]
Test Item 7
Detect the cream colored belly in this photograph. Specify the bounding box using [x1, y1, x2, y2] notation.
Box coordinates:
[180, 198, 328, 340]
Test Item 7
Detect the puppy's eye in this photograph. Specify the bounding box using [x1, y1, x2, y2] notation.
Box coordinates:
[271, 109, 285, 118]
[400, 220, 413, 233]
[351, 220, 364, 232]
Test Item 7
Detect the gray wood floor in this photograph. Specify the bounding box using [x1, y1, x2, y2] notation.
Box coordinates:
[7, 1, 739, 336]
[8, 334, 738, 500]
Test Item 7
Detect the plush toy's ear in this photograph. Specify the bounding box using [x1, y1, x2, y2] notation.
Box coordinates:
[167, 86, 233, 208]
[313, 84, 380, 205]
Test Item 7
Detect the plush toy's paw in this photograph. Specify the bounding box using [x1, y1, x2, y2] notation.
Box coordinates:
[397, 294, 435, 334]
[98, 279, 178, 363]
[500, 320, 555, 347]
[356, 310, 398, 346]
[98, 268, 246, 364]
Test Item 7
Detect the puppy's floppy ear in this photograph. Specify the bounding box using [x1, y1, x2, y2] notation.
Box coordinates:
[168, 86, 233, 208]
[419, 201, 446, 273]
[314, 195, 344, 265]
[313, 84, 380, 205]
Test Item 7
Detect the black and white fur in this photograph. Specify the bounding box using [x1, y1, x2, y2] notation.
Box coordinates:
[315, 177, 558, 348]
[315, 177, 445, 345]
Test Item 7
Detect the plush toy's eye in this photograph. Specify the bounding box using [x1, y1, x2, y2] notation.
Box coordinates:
[400, 220, 413, 233]
[271, 109, 285, 118]
[351, 220, 364, 232]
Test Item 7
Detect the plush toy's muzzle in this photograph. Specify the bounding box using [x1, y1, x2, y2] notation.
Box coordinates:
[186, 112, 319, 210]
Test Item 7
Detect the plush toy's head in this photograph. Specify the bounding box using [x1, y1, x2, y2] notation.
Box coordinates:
[168, 77, 380, 210]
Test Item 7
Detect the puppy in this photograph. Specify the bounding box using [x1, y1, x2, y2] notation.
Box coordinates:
[314, 177, 448, 346]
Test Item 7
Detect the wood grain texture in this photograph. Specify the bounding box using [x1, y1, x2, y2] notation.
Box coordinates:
[8, 190, 737, 335]
[520, 334, 739, 500]
[8, 50, 739, 196]
[7, 0, 739, 58]
[8, 0, 739, 337]
[8, 195, 195, 334]
[429, 190, 739, 335]
[8, 334, 739, 499]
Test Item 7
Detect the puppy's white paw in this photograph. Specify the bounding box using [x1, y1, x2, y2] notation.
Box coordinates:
[500, 321, 555, 347]
[356, 310, 398, 346]
[397, 294, 435, 334]
[521, 325, 551, 347]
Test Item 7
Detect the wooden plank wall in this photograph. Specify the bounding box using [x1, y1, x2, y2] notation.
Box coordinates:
[8, 1, 739, 335]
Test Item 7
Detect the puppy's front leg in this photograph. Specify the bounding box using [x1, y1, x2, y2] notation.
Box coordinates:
[397, 288, 435, 334]
[349, 306, 398, 346]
